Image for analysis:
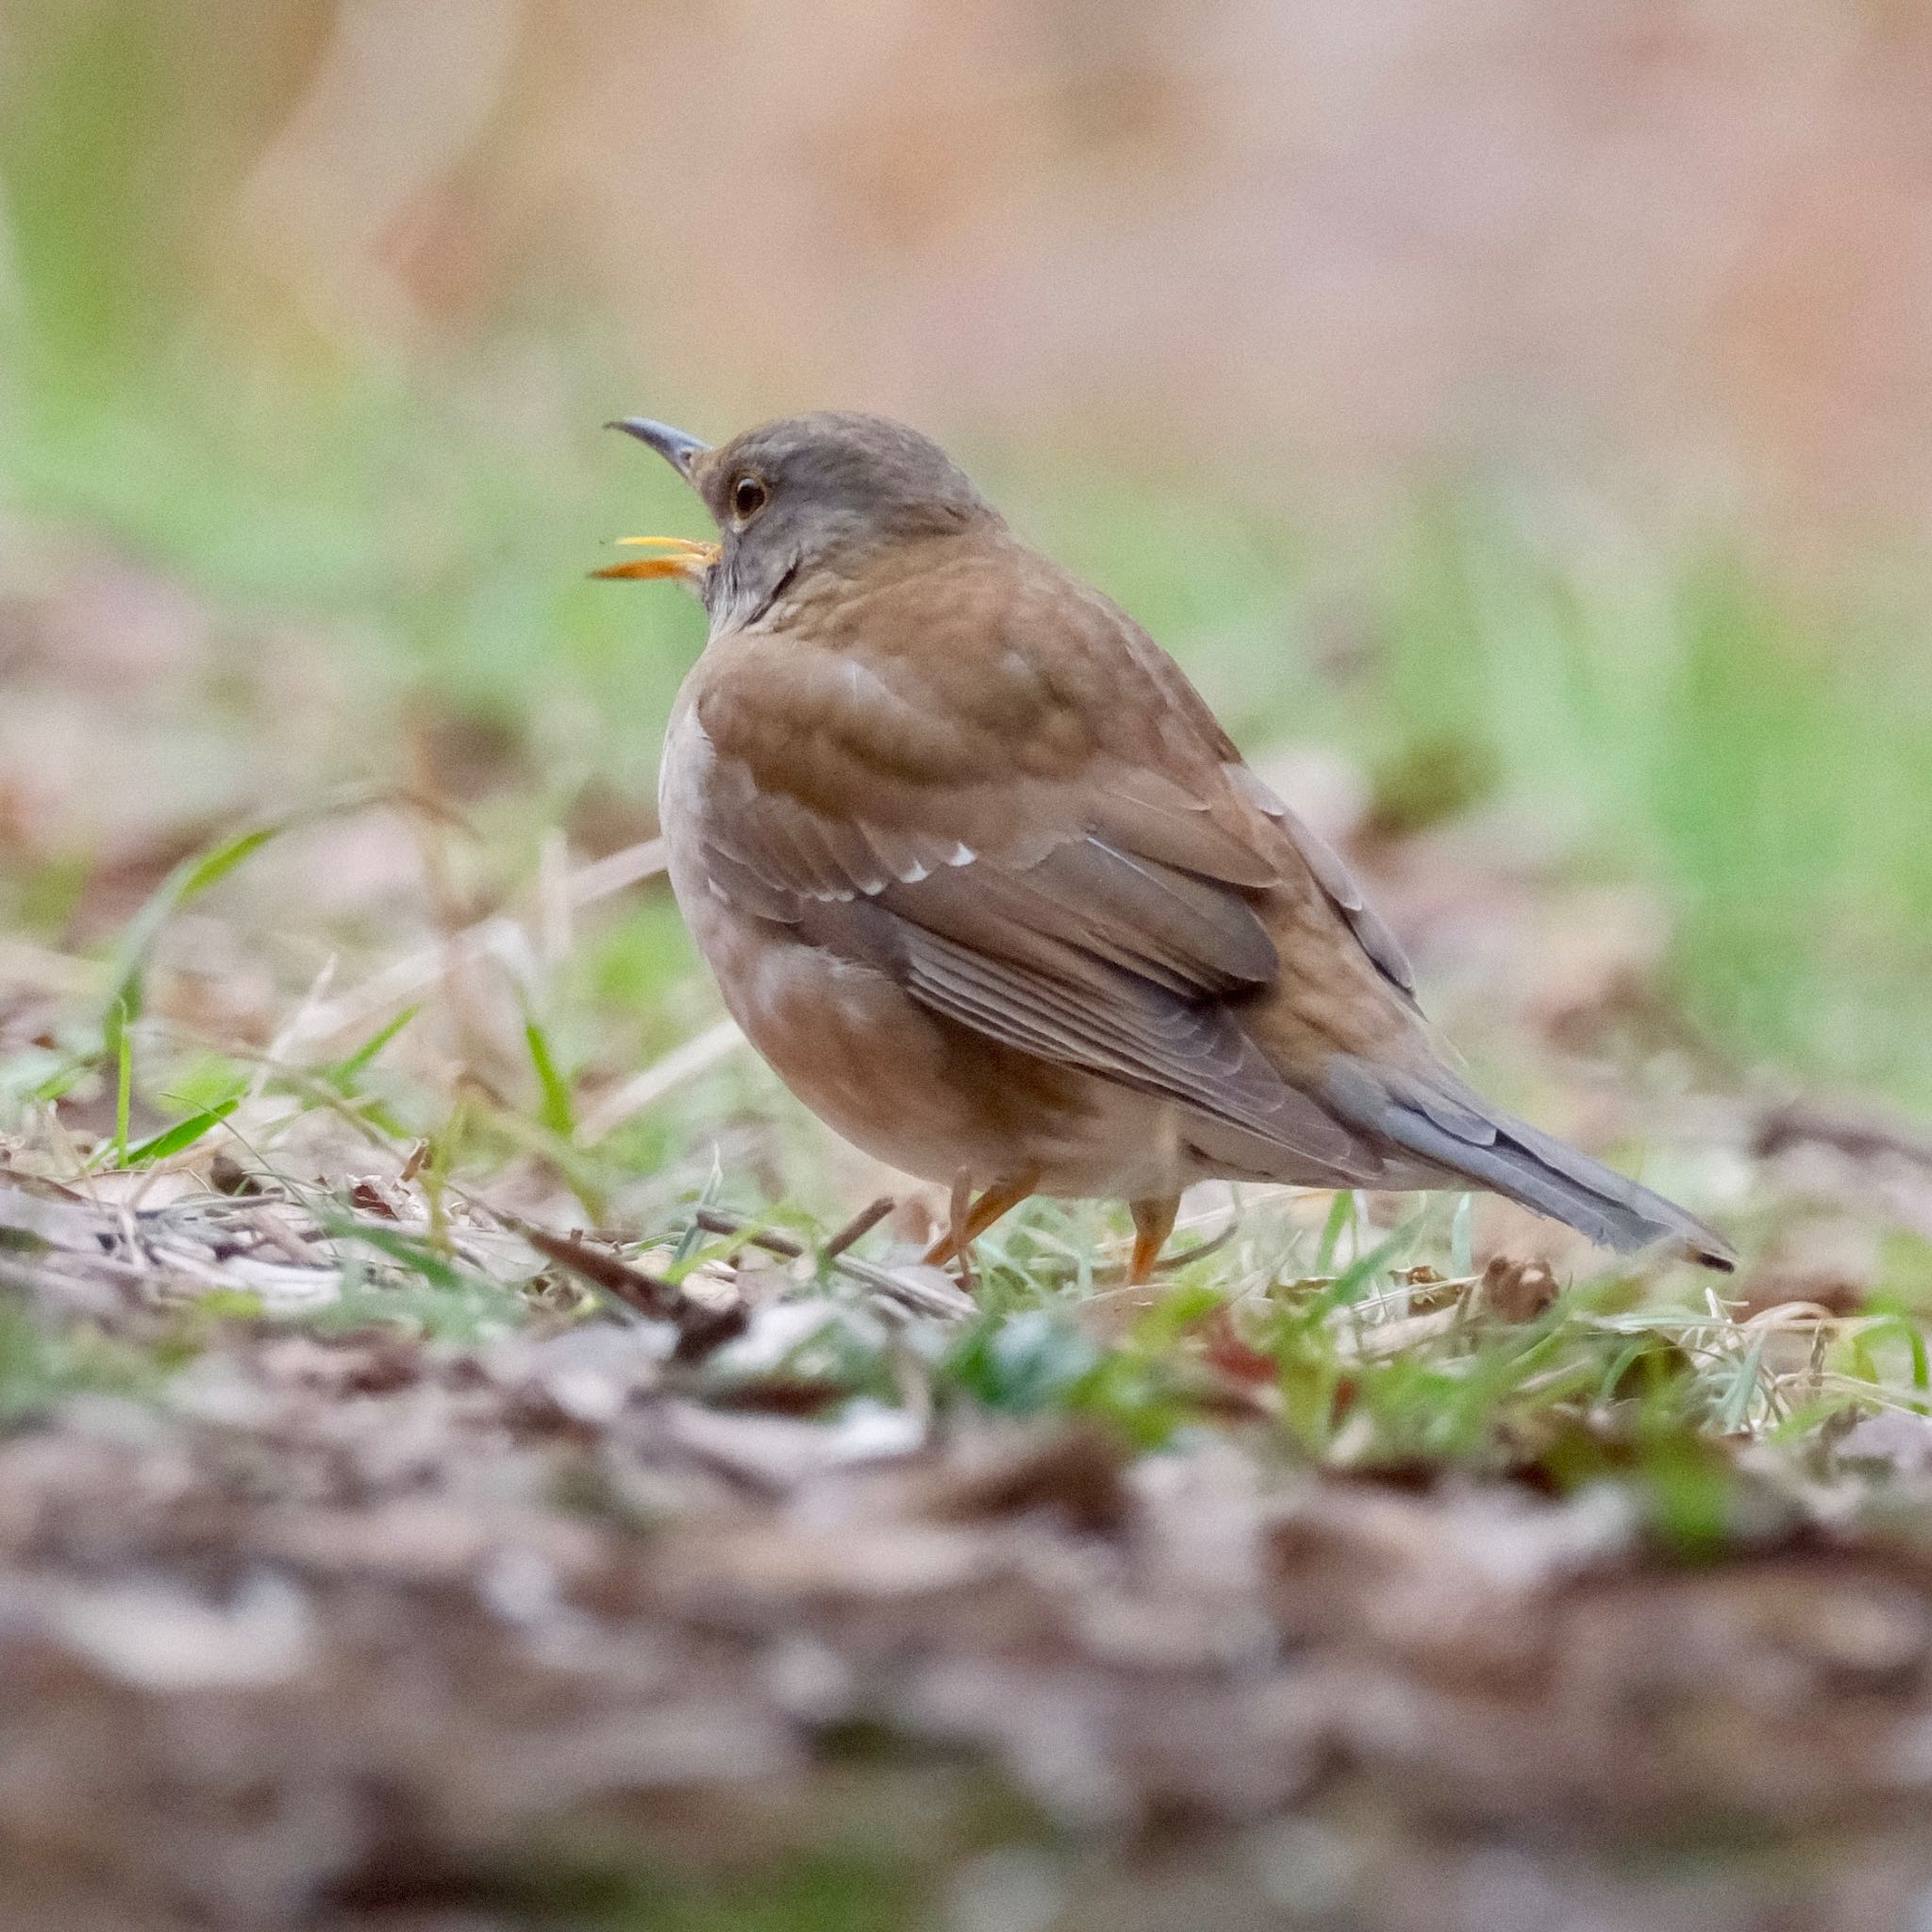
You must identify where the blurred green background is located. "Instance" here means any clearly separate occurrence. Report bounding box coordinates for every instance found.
[4,0,1932,1117]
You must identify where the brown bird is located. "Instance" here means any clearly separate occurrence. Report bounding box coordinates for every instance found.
[599,411,1734,1282]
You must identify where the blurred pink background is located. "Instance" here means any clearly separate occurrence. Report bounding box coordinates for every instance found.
[59,0,1928,544]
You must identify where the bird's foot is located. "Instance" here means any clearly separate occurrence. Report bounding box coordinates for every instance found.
[924,1171,1039,1288]
[1127,1194,1181,1287]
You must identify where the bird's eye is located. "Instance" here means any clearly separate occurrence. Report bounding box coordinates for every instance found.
[729,475,769,523]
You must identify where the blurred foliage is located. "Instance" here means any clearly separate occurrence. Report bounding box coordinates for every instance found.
[4,0,1932,1113]
[7,19,1932,1924]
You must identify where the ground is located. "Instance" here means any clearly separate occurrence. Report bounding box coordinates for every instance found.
[7,517,1932,1931]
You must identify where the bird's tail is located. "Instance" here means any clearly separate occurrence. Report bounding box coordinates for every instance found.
[1323,1056,1736,1271]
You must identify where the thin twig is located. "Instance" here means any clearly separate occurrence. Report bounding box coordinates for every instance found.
[691,1206,803,1258]
[689,1202,974,1321]
[520,1223,746,1359]
[823,1195,895,1260]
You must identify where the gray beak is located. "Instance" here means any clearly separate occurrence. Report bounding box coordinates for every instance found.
[607,417,710,480]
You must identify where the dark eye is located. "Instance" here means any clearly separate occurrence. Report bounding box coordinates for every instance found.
[730,474,769,522]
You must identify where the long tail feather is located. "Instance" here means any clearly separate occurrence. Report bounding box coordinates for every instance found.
[1324,1058,1736,1271]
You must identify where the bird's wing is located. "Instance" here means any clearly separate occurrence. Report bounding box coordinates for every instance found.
[680,543,1409,1170]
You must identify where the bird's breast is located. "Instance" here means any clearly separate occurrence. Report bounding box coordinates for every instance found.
[657,692,728,902]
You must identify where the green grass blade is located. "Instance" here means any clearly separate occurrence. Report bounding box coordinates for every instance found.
[125,1099,240,1166]
[1314,1223,1416,1313]
[1314,1191,1355,1274]
[111,1003,132,1167]
[103,824,278,1031]
[523,1015,576,1141]
[325,1004,422,1088]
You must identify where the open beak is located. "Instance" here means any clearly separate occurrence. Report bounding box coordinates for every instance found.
[591,534,721,584]
[595,417,720,586]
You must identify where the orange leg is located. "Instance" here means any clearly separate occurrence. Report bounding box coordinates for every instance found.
[924,1171,1040,1282]
[1128,1194,1180,1286]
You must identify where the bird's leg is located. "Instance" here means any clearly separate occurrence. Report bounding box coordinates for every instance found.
[943,1170,976,1291]
[1127,1194,1180,1286]
[924,1170,1039,1282]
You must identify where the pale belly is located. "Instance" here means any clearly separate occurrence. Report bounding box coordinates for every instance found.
[677,864,1208,1196]
[658,700,1292,1201]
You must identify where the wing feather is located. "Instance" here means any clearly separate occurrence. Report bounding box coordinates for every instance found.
[675,537,1419,1169]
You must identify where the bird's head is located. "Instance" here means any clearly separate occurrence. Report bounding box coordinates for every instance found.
[596,410,997,626]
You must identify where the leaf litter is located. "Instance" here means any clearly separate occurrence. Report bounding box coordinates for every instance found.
[2,1142,1932,1929]
[8,547,1932,1927]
